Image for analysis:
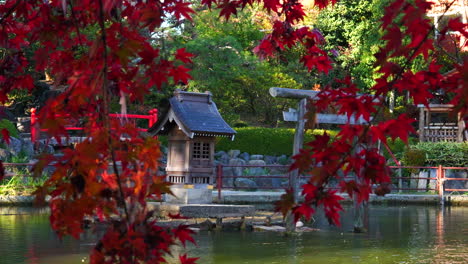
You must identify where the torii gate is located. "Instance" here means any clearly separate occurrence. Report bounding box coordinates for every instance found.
[270,87,371,232]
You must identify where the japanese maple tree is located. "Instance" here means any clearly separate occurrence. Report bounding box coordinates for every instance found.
[0,0,466,263]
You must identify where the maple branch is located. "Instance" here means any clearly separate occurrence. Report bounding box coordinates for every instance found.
[69,1,84,48]
[0,0,21,25]
[97,0,131,223]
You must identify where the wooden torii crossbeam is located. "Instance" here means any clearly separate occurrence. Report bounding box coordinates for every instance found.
[270,87,371,232]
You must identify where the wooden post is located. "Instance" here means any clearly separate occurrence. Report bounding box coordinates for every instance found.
[285,98,306,233]
[217,164,222,201]
[398,168,403,194]
[419,107,425,142]
[457,112,464,143]
[353,142,368,233]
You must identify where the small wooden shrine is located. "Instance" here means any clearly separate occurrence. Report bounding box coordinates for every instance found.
[149,90,236,186]
[418,104,466,142]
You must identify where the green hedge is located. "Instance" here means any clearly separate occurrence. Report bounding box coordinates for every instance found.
[216,127,337,156]
[405,142,468,167]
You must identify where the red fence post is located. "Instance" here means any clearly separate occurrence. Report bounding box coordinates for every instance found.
[148,108,158,128]
[217,164,222,201]
[437,165,445,204]
[30,108,37,144]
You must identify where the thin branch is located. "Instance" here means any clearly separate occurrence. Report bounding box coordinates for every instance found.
[97,0,131,223]
[0,0,21,25]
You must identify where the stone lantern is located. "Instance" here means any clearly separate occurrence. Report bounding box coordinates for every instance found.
[149,90,236,203]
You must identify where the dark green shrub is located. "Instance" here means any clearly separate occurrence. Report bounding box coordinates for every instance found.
[409,142,468,167]
[233,121,249,128]
[216,127,337,155]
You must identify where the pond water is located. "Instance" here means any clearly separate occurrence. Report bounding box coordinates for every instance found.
[0,205,467,264]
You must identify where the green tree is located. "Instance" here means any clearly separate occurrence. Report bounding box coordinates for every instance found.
[175,8,301,125]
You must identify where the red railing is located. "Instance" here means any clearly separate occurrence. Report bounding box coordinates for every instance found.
[215,164,468,200]
[30,108,158,143]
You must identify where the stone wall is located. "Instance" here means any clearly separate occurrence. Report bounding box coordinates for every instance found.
[213,150,292,190]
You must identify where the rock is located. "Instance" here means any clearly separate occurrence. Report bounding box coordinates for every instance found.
[248,160,266,175]
[250,154,264,160]
[221,164,234,187]
[228,150,240,159]
[16,117,31,133]
[234,178,258,190]
[198,219,215,231]
[445,170,468,191]
[8,137,23,156]
[221,158,246,187]
[277,155,289,165]
[21,141,34,158]
[409,173,418,190]
[229,158,247,177]
[215,150,226,158]
[239,152,250,161]
[417,171,428,192]
[264,155,277,164]
[269,166,288,176]
[0,148,10,160]
[217,151,230,165]
[255,177,282,189]
[428,169,437,191]
[253,225,286,232]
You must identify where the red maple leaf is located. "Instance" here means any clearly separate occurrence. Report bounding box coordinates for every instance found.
[169,65,192,84]
[170,1,195,21]
[274,188,295,218]
[313,0,337,9]
[293,203,315,222]
[218,1,238,20]
[1,129,10,145]
[173,225,196,246]
[175,48,194,64]
[179,254,199,264]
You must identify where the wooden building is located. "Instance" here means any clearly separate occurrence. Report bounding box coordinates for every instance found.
[149,90,236,185]
[418,104,466,142]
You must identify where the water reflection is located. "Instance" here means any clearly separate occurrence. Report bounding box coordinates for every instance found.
[0,205,467,264]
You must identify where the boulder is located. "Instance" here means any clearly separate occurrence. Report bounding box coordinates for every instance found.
[256,178,282,189]
[409,173,418,190]
[248,159,266,175]
[228,150,240,159]
[229,158,246,177]
[417,171,428,192]
[445,170,468,191]
[221,166,234,187]
[221,158,246,187]
[234,178,258,190]
[264,155,277,164]
[21,140,34,158]
[216,151,230,165]
[0,148,10,160]
[239,152,250,161]
[427,169,437,191]
[8,137,23,156]
[250,154,264,160]
[16,117,31,133]
[277,155,289,165]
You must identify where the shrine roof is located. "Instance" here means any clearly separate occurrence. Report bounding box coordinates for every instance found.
[148,90,236,139]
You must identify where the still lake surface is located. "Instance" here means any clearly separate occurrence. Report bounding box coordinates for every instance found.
[0,205,467,264]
